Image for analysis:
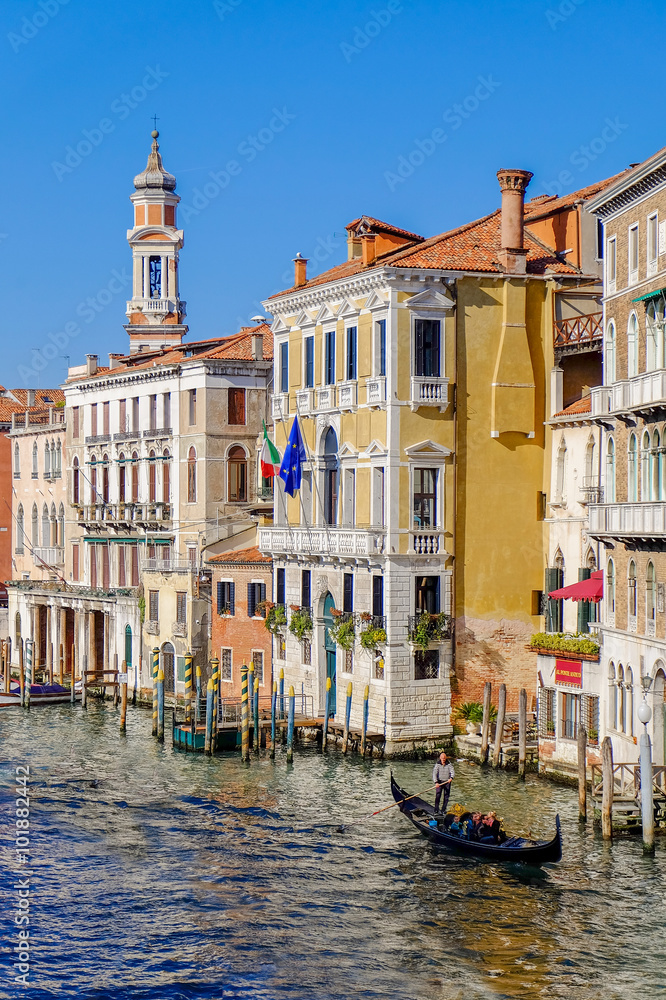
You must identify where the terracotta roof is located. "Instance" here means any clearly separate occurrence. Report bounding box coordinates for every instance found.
[524,170,634,221]
[207,546,272,565]
[9,388,65,405]
[553,395,592,418]
[345,215,424,241]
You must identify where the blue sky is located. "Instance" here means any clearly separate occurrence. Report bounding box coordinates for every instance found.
[0,0,661,386]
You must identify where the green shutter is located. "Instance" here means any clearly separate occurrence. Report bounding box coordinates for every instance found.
[577,567,592,633]
[545,568,562,632]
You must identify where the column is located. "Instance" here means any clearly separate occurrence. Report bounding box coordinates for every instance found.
[103,612,110,675]
[46,606,53,682]
[142,256,150,299]
[160,256,167,300]
[34,605,41,670]
[89,610,96,677]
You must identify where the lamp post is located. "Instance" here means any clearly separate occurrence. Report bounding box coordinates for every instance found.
[638,673,655,854]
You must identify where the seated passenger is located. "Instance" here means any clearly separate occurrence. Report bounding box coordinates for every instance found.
[441,813,454,830]
[478,811,503,844]
[467,811,483,840]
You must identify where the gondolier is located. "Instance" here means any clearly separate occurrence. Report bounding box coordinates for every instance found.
[432,751,454,814]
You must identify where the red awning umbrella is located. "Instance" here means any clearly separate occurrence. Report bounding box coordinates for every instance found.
[548,570,603,603]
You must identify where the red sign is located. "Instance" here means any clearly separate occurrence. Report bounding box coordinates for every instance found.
[555,659,582,688]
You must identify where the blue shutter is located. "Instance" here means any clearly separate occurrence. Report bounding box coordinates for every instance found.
[280,342,288,393]
[378,319,386,376]
[247,582,256,618]
[229,582,235,616]
[217,581,223,614]
[259,583,266,606]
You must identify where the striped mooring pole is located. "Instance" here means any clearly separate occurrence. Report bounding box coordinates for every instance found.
[19,640,25,708]
[151,647,159,737]
[184,651,193,724]
[253,678,260,752]
[343,682,353,754]
[270,680,277,760]
[195,664,202,725]
[211,657,220,738]
[361,684,369,756]
[279,667,285,719]
[120,670,128,732]
[240,663,249,762]
[286,685,295,764]
[24,640,33,711]
[157,668,165,742]
[322,677,332,748]
[204,679,214,755]
[248,662,255,747]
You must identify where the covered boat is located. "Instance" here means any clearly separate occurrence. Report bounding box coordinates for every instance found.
[391,773,562,865]
[0,681,81,708]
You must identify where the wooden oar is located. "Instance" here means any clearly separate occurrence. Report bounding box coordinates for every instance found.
[336,782,440,832]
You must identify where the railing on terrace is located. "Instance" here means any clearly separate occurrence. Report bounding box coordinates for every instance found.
[589,502,666,538]
[141,558,194,574]
[76,501,172,524]
[553,312,603,348]
[33,546,65,566]
[407,612,452,643]
[11,407,65,430]
[260,526,385,557]
[590,762,666,803]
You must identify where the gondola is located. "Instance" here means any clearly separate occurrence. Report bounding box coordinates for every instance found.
[391,773,562,865]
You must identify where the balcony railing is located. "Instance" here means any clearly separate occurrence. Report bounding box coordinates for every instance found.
[410,530,446,554]
[77,502,172,525]
[410,376,449,412]
[141,558,194,574]
[366,376,386,406]
[337,381,358,411]
[271,393,289,420]
[295,388,314,416]
[144,620,159,634]
[143,427,173,439]
[33,546,65,566]
[580,477,604,504]
[172,621,188,637]
[591,370,666,417]
[553,312,603,349]
[315,386,336,411]
[589,502,666,539]
[260,526,385,558]
[407,612,452,644]
[127,297,177,314]
[85,434,111,445]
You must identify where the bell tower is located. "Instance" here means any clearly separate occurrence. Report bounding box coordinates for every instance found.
[125,130,188,353]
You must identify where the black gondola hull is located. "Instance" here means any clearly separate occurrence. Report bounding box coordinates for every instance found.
[391,774,562,865]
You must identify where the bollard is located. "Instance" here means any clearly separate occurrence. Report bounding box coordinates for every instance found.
[361,684,369,756]
[241,663,249,762]
[254,678,260,752]
[59,642,64,686]
[601,736,613,841]
[342,682,352,754]
[152,647,159,737]
[279,667,285,719]
[480,680,492,765]
[492,683,507,769]
[287,685,295,764]
[195,664,202,725]
[577,725,588,823]
[322,677,332,748]
[70,672,75,704]
[639,719,655,853]
[25,640,33,710]
[518,688,527,779]
[204,679,214,755]
[270,681,277,760]
[157,668,165,742]
[184,651,193,724]
[120,680,128,732]
[19,647,25,707]
[211,657,220,739]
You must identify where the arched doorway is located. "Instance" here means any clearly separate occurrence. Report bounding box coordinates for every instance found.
[161,642,175,694]
[322,592,336,717]
[653,664,666,765]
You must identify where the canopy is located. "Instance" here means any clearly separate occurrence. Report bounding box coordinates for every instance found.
[548,570,603,603]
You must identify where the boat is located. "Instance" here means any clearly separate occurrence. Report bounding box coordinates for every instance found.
[390,773,562,865]
[0,681,81,708]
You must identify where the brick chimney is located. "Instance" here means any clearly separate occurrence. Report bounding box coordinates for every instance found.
[293,253,308,288]
[86,354,98,375]
[252,332,264,360]
[496,168,533,274]
[361,233,377,265]
[26,389,36,407]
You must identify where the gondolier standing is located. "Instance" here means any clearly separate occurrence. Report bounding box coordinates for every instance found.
[433,751,455,814]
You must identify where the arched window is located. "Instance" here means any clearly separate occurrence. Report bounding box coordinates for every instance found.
[15,611,21,647]
[41,503,49,547]
[31,504,38,546]
[148,450,157,502]
[628,313,639,376]
[162,449,171,503]
[90,455,97,503]
[44,441,51,478]
[188,446,197,503]
[50,503,57,546]
[608,662,617,730]
[584,435,596,484]
[647,560,657,629]
[32,442,38,478]
[618,664,626,733]
[605,320,616,384]
[628,433,638,501]
[628,560,637,619]
[641,431,651,501]
[323,426,339,525]
[102,454,109,504]
[14,442,20,479]
[647,302,659,371]
[606,558,615,621]
[55,439,62,477]
[653,429,662,501]
[131,452,139,502]
[16,504,24,554]
[228,446,247,502]
[72,457,80,504]
[118,453,126,503]
[58,503,64,547]
[626,666,635,738]
[555,438,567,500]
[606,438,615,503]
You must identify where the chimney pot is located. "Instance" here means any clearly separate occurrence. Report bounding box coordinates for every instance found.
[86,354,98,376]
[252,333,264,361]
[496,168,533,274]
[293,253,308,288]
[26,389,36,407]
[108,353,123,370]
[361,233,377,266]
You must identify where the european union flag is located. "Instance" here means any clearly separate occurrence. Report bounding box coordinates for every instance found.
[279,416,307,497]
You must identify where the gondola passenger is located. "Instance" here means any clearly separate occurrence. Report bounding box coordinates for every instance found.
[478,811,505,844]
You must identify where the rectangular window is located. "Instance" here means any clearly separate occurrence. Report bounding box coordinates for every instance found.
[304,336,314,388]
[343,468,355,525]
[188,546,197,568]
[413,468,437,528]
[561,691,581,740]
[176,592,187,624]
[414,319,440,377]
[228,388,246,425]
[132,397,140,433]
[324,329,336,385]
[628,224,639,283]
[346,326,357,380]
[415,649,439,680]
[648,213,658,273]
[596,218,604,261]
[72,543,79,581]
[149,590,159,622]
[216,581,235,615]
[149,395,157,430]
[118,546,126,587]
[545,568,564,632]
[276,567,285,606]
[373,467,385,526]
[372,576,384,618]
[119,399,126,433]
[130,544,139,586]
[221,648,232,681]
[377,319,386,376]
[538,687,557,737]
[344,649,353,674]
[280,341,289,393]
[72,406,80,439]
[89,546,97,588]
[343,573,353,613]
[103,401,110,436]
[102,543,110,590]
[301,570,311,610]
[163,392,171,429]
[90,403,98,437]
[582,693,600,745]
[252,650,264,684]
[302,637,311,664]
[606,237,616,287]
[301,470,313,526]
[189,389,197,426]
[374,652,385,681]
[247,581,266,618]
[415,575,440,614]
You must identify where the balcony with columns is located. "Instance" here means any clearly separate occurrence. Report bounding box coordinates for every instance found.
[589,502,666,540]
[591,370,666,419]
[259,525,386,559]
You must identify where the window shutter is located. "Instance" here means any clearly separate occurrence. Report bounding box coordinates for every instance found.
[577,567,592,633]
[372,576,384,618]
[217,581,223,614]
[259,583,266,605]
[247,582,256,618]
[229,582,235,616]
[545,568,562,632]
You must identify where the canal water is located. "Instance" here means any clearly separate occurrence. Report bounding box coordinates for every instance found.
[1,704,664,1000]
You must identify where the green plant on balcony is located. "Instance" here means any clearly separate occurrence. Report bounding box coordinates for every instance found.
[359,624,387,650]
[264,603,287,635]
[530,632,600,657]
[138,594,145,625]
[409,612,451,651]
[328,616,356,651]
[289,606,313,641]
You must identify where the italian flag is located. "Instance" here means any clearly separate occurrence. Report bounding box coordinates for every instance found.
[260,420,281,478]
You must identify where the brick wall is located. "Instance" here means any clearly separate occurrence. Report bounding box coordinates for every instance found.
[210,559,273,700]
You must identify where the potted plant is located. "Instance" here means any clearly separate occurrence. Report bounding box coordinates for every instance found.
[409,612,451,651]
[452,701,497,734]
[264,603,287,635]
[289,606,313,641]
[328,616,356,650]
[359,624,387,650]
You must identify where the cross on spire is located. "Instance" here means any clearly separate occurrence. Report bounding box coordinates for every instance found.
[151,114,160,130]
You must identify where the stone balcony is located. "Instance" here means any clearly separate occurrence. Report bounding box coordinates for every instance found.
[589,502,666,540]
[271,393,289,421]
[366,376,386,407]
[76,501,172,528]
[410,375,449,412]
[33,546,65,566]
[259,525,386,559]
[591,370,666,418]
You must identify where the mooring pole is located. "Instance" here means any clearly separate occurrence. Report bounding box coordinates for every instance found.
[248,661,255,747]
[492,683,507,769]
[518,687,527,779]
[343,682,352,754]
[24,640,33,710]
[361,684,369,756]
[81,654,88,709]
[156,668,165,742]
[211,656,220,740]
[322,677,331,748]
[151,647,159,737]
[253,677,260,752]
[577,725,588,823]
[270,680,277,760]
[279,667,285,719]
[113,652,119,708]
[2,640,8,694]
[195,664,202,725]
[601,735,613,841]
[59,642,64,686]
[205,679,214,755]
[120,677,128,733]
[480,680,491,764]
[638,697,655,853]
[241,663,249,762]
[184,650,193,725]
[287,685,295,764]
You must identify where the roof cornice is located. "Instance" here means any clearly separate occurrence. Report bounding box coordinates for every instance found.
[587,153,666,218]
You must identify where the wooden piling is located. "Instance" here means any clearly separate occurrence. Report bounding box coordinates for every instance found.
[577,725,587,823]
[254,677,260,753]
[240,663,249,762]
[70,642,75,683]
[204,679,214,755]
[279,667,284,719]
[322,677,332,748]
[113,653,119,708]
[184,651,193,724]
[157,668,165,742]
[601,735,613,840]
[195,664,202,724]
[518,687,527,779]
[492,683,507,769]
[480,681,491,764]
[361,684,369,756]
[81,654,88,708]
[286,685,295,764]
[270,680,277,759]
[151,647,159,737]
[2,640,8,694]
[343,682,352,754]
[211,657,220,739]
[120,680,128,732]
[59,643,64,686]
